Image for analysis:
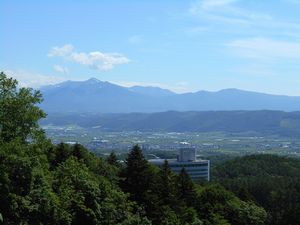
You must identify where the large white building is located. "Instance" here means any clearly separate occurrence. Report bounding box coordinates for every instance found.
[149,148,210,181]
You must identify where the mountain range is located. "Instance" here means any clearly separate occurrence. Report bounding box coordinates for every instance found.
[40,78,300,113]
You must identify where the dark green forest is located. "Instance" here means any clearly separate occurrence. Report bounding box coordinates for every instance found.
[213,154,300,225]
[0,72,299,224]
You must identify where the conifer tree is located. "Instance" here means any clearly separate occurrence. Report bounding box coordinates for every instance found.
[106,151,120,167]
[72,143,86,160]
[176,167,197,207]
[122,145,151,203]
[158,160,177,206]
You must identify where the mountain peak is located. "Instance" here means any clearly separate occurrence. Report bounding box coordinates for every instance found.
[40,78,300,113]
[86,77,102,83]
[218,88,242,93]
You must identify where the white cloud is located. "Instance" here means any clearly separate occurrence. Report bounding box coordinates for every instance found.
[189,0,272,25]
[4,69,68,88]
[227,37,300,60]
[48,44,74,57]
[48,44,130,71]
[53,65,69,74]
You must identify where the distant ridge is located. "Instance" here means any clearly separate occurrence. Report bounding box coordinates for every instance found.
[40,110,300,136]
[40,78,300,113]
[128,85,176,97]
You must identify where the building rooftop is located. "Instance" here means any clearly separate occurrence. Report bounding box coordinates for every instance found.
[148,158,209,164]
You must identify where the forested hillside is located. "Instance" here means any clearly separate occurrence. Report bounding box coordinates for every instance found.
[1,73,299,224]
[213,155,300,225]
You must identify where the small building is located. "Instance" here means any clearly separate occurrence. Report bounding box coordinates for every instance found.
[149,148,210,181]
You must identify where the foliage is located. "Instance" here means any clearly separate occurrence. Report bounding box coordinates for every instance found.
[176,167,197,207]
[0,73,144,224]
[213,154,300,225]
[195,184,267,225]
[0,72,46,143]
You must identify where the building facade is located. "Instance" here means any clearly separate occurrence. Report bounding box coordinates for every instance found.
[149,148,210,181]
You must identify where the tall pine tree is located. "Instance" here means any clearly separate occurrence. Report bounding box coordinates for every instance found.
[158,160,177,206]
[121,145,151,203]
[106,151,120,167]
[176,167,197,207]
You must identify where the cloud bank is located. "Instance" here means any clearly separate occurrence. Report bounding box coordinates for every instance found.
[4,70,68,88]
[48,44,130,71]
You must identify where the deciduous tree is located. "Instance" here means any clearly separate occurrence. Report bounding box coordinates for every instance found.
[0,72,46,143]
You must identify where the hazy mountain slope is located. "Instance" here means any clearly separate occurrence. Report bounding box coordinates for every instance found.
[40,78,300,113]
[164,89,300,111]
[40,110,300,136]
[40,78,166,113]
[128,86,176,97]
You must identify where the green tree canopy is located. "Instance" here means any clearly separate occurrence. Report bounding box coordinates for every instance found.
[0,72,46,143]
[157,160,177,206]
[176,167,197,207]
[121,145,151,203]
[106,151,120,167]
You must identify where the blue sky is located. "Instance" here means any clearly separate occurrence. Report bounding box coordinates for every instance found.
[1,0,300,95]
